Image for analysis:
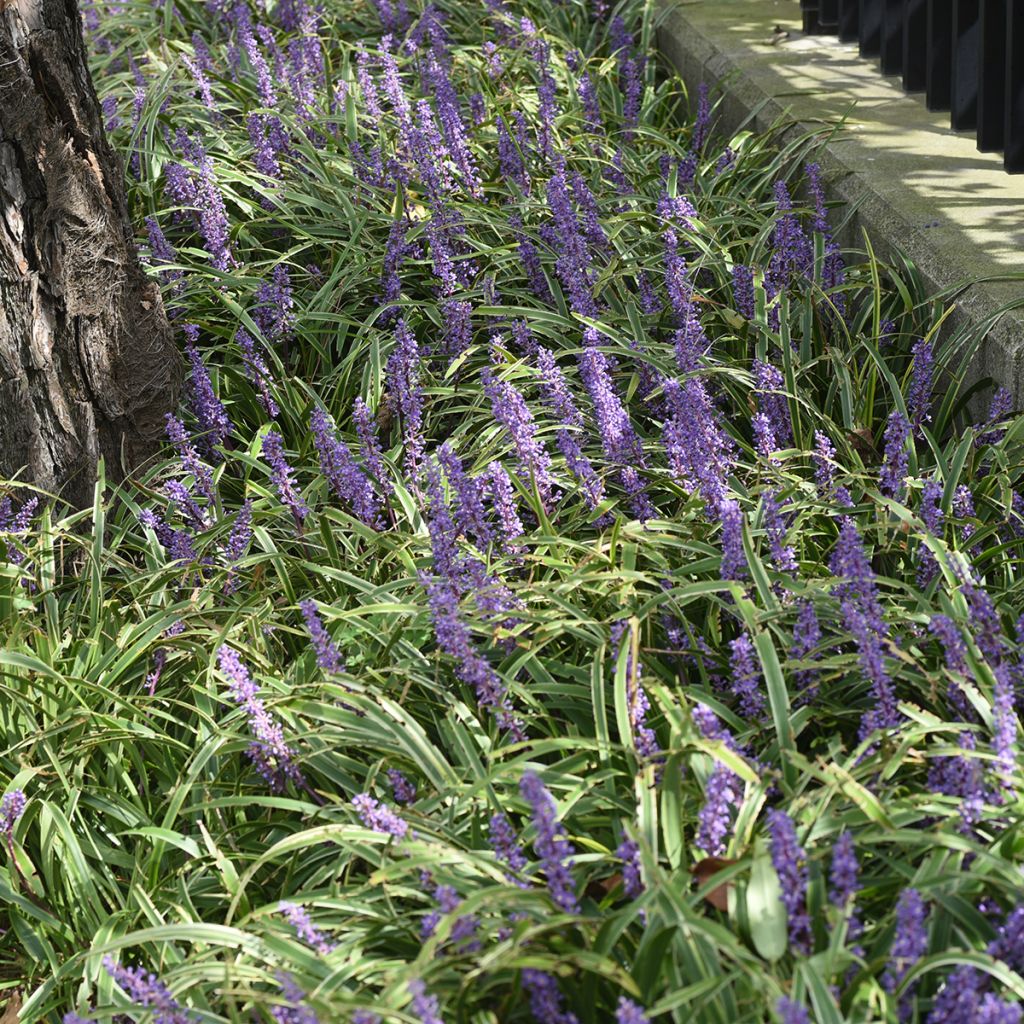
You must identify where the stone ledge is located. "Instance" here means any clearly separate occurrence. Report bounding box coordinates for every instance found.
[656,0,1024,404]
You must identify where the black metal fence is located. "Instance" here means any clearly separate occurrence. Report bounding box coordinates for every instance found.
[800,0,1024,172]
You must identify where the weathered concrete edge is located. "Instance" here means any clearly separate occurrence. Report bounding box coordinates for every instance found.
[655,2,1024,403]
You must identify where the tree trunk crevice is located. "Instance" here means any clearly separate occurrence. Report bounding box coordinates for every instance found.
[0,0,179,508]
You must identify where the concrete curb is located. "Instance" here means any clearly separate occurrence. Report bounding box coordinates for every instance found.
[656,0,1024,403]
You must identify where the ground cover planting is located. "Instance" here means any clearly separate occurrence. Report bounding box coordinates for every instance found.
[0,0,1022,1021]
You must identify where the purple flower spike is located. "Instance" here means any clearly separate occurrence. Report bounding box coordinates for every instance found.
[697,763,741,856]
[278,901,336,955]
[884,888,928,1020]
[991,662,1017,795]
[103,957,192,1024]
[927,965,1022,1024]
[536,346,605,510]
[352,398,393,499]
[223,501,253,593]
[489,811,529,878]
[253,266,296,346]
[183,333,231,458]
[352,793,409,841]
[408,980,445,1024]
[145,217,184,299]
[978,386,1014,447]
[421,575,523,738]
[989,906,1024,974]
[545,165,597,318]
[615,998,651,1024]
[718,499,747,581]
[662,378,732,512]
[729,633,764,719]
[521,969,578,1024]
[299,600,344,674]
[238,328,280,418]
[763,490,797,573]
[929,614,970,721]
[486,462,525,550]
[167,130,233,270]
[768,180,811,288]
[311,407,381,527]
[579,341,651,520]
[790,600,821,704]
[732,264,755,320]
[830,519,900,736]
[387,321,426,476]
[165,414,216,507]
[812,430,836,493]
[616,837,644,898]
[439,443,492,547]
[218,647,305,793]
[829,831,861,911]
[917,478,944,587]
[262,429,308,529]
[754,361,791,447]
[880,410,911,500]
[766,809,811,955]
[274,972,320,1024]
[483,365,555,507]
[519,772,579,914]
[907,339,933,433]
[0,790,26,849]
[776,997,810,1024]
[387,768,417,805]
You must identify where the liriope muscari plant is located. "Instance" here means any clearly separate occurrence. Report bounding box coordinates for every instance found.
[0,0,1021,1023]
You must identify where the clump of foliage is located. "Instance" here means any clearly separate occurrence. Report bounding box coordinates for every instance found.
[0,0,1022,1022]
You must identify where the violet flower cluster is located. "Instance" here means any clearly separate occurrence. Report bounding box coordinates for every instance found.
[217,646,305,792]
[278,901,336,955]
[883,888,929,1021]
[482,364,555,508]
[766,809,811,955]
[0,789,25,852]
[310,407,382,527]
[103,957,193,1024]
[522,969,579,1024]
[298,599,344,673]
[351,793,409,841]
[519,771,579,913]
[830,519,900,736]
[262,428,309,528]
[692,703,745,856]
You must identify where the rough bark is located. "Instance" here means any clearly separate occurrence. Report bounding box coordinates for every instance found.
[0,0,179,509]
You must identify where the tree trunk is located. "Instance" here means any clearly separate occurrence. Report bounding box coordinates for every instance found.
[0,0,179,509]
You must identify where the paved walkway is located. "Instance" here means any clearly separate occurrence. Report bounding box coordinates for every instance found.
[658,0,1024,401]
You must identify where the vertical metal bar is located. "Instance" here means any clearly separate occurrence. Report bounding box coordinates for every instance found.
[903,0,928,90]
[881,0,904,74]
[950,0,979,131]
[978,0,1007,151]
[839,0,860,41]
[926,0,953,110]
[820,0,840,29]
[1006,0,1024,171]
[802,0,821,34]
[860,0,883,56]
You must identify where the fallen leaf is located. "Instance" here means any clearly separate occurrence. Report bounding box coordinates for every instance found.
[847,426,875,457]
[690,856,738,912]
[586,872,622,901]
[1,990,22,1024]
